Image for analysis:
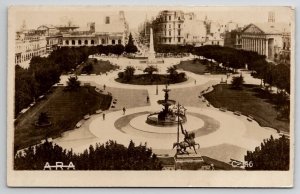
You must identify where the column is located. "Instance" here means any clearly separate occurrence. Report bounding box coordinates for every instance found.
[265,39,268,58]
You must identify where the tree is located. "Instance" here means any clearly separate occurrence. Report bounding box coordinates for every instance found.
[143,65,158,76]
[244,135,289,170]
[37,112,50,125]
[231,75,244,89]
[125,33,138,53]
[14,140,162,170]
[66,76,80,90]
[82,62,94,74]
[166,65,178,81]
[124,66,135,81]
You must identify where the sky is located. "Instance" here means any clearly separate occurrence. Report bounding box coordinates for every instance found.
[11,6,294,31]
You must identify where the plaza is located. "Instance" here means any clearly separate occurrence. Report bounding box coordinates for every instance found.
[53,54,280,163]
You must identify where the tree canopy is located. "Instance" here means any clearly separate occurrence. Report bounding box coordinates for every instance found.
[125,33,138,53]
[14,140,162,170]
[244,135,289,170]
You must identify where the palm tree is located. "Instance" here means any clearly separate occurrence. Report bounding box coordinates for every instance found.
[124,66,135,81]
[166,65,178,81]
[143,65,158,76]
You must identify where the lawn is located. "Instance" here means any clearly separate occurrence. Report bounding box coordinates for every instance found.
[176,60,208,74]
[115,74,187,85]
[77,58,118,75]
[203,84,289,132]
[14,86,112,150]
[176,59,235,75]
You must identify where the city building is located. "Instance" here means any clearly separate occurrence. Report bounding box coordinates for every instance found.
[15,11,129,66]
[240,12,291,60]
[224,28,243,49]
[151,11,226,46]
[59,11,129,47]
[15,28,47,66]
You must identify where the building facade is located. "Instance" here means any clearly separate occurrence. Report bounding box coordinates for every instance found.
[15,30,47,65]
[59,11,129,48]
[241,23,290,60]
[152,10,226,46]
[15,11,129,66]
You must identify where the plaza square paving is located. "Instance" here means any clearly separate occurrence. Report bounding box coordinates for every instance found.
[53,56,279,163]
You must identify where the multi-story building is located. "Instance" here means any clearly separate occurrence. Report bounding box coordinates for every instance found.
[152,10,226,46]
[241,22,290,60]
[152,10,186,45]
[15,11,129,66]
[59,11,129,48]
[224,28,243,49]
[240,11,291,60]
[15,29,47,66]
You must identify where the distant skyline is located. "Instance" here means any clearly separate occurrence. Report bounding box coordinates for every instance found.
[12,6,294,31]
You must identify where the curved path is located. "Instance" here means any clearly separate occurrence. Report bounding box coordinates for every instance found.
[54,56,279,161]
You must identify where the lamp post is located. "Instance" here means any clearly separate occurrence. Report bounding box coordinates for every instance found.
[176,103,180,154]
[156,64,158,95]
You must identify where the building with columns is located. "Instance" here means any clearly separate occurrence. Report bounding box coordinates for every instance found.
[59,11,129,47]
[15,29,47,66]
[241,22,290,60]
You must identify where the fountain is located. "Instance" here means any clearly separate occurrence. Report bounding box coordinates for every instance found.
[146,85,187,126]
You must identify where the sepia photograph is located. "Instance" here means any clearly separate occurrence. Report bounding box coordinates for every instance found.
[7,5,294,187]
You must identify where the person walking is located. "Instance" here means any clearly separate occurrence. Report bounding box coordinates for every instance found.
[146,95,149,103]
[123,107,126,115]
[103,84,106,90]
[102,112,105,120]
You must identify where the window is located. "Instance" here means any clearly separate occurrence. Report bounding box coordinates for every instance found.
[178,37,181,42]
[105,16,110,24]
[84,40,88,45]
[178,17,181,20]
[112,39,115,44]
[165,31,166,36]
[169,24,171,28]
[118,39,122,44]
[169,38,171,43]
[165,16,167,21]
[65,40,69,45]
[178,24,181,28]
[164,24,166,29]
[169,15,171,21]
[169,31,171,36]
[91,40,95,45]
[72,40,75,45]
[101,39,105,44]
[78,40,82,45]
[178,30,181,36]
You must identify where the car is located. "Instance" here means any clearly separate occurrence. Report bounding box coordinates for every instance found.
[96,109,103,114]
[219,107,227,112]
[76,121,83,128]
[247,115,254,121]
[233,111,242,116]
[83,114,90,120]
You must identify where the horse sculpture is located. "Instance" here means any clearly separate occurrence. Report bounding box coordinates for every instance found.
[173,121,200,154]
[173,139,200,154]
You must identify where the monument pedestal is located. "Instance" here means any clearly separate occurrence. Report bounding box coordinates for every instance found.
[174,153,204,170]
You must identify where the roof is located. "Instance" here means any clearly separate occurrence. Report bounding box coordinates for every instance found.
[244,22,290,34]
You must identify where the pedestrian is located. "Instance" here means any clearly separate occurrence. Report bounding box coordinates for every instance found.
[194,80,197,85]
[146,95,149,103]
[123,107,126,115]
[103,84,106,90]
[106,72,108,76]
[102,112,105,120]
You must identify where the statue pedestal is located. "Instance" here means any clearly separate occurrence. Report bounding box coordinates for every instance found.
[174,153,204,170]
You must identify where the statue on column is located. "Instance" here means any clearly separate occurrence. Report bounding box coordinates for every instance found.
[173,121,200,154]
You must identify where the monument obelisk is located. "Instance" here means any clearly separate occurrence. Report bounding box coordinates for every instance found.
[148,28,156,62]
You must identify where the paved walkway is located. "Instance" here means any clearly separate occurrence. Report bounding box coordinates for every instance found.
[53,56,280,163]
